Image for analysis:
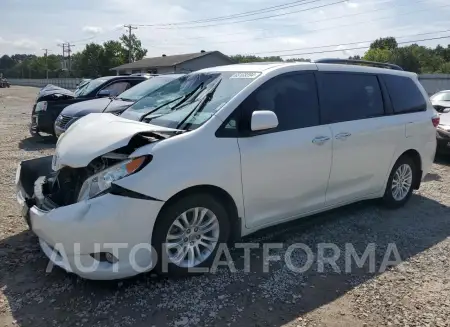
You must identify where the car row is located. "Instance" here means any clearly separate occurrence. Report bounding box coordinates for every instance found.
[17,60,437,280]
[30,75,149,137]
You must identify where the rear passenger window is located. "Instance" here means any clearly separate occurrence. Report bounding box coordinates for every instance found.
[242,73,320,132]
[319,73,384,124]
[382,75,426,113]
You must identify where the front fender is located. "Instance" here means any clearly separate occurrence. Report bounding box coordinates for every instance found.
[114,132,245,219]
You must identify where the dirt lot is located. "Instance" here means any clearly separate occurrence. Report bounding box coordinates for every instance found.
[0,86,449,327]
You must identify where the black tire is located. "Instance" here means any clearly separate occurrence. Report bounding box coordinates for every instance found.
[151,193,230,276]
[382,155,417,209]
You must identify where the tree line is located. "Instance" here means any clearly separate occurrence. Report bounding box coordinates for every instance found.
[0,33,147,79]
[2,36,450,79]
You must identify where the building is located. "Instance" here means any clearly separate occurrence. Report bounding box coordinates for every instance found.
[111,51,234,75]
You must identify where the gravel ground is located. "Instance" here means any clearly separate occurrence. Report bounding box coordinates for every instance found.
[0,86,449,327]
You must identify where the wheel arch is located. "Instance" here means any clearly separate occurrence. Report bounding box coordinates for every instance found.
[396,149,423,190]
[156,184,242,241]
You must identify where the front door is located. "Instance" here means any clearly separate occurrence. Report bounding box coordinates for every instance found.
[238,72,333,229]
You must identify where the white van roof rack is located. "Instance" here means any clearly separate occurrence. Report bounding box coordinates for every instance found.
[314,58,403,71]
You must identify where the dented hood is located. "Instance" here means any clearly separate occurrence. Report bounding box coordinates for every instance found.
[54,113,178,169]
[38,84,75,98]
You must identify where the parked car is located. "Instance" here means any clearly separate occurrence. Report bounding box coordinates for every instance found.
[0,77,10,88]
[435,110,450,153]
[16,60,437,280]
[30,75,148,137]
[430,90,450,113]
[54,74,184,137]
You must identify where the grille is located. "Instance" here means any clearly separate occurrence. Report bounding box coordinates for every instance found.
[55,115,73,128]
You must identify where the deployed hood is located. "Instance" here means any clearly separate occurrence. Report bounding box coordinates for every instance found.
[39,84,75,97]
[37,84,75,102]
[119,109,143,121]
[53,113,179,169]
[61,98,114,117]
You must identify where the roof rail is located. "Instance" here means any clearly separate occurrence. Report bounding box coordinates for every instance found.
[314,58,403,71]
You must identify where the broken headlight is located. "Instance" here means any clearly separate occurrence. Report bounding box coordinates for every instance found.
[35,101,48,112]
[77,156,149,202]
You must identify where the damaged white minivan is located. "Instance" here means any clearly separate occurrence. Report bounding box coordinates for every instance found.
[16,60,437,280]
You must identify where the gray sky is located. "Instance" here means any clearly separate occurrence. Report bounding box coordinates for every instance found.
[1,0,450,59]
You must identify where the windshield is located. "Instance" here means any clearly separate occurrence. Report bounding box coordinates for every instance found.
[74,77,113,97]
[432,91,450,101]
[122,71,261,129]
[117,76,176,102]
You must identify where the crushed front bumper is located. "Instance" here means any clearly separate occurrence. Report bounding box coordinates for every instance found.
[15,156,164,280]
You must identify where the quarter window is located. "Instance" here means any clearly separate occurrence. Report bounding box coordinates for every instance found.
[319,73,384,124]
[241,73,320,132]
[382,75,427,113]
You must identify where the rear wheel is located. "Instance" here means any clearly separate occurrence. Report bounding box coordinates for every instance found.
[382,156,416,208]
[152,193,230,276]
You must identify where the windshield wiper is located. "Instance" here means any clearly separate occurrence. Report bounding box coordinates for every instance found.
[176,77,222,130]
[139,82,206,122]
[117,97,134,102]
[139,95,184,122]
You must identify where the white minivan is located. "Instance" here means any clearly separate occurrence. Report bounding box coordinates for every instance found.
[16,60,438,279]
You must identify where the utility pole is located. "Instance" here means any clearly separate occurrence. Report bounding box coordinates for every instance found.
[42,48,49,80]
[66,43,74,74]
[124,24,137,63]
[57,42,74,74]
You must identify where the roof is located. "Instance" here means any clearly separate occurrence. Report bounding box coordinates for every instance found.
[111,51,232,71]
[198,62,311,73]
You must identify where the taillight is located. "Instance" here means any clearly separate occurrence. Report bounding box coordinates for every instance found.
[432,115,440,127]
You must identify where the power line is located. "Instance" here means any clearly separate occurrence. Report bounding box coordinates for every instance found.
[176,2,450,46]
[137,0,347,29]
[266,35,450,57]
[168,0,426,41]
[70,27,123,45]
[134,0,323,27]
[249,29,450,55]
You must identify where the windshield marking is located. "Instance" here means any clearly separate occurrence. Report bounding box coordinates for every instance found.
[230,72,260,79]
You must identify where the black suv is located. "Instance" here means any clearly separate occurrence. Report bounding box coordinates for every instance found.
[30,75,147,136]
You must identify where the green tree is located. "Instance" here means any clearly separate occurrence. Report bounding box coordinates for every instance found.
[229,55,283,63]
[78,43,105,77]
[370,37,398,51]
[119,33,147,62]
[0,55,15,70]
[437,62,450,74]
[363,48,393,63]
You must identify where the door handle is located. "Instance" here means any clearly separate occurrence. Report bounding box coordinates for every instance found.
[335,132,351,140]
[312,136,331,145]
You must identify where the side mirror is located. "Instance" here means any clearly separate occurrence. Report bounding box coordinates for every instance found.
[251,110,278,132]
[98,89,111,97]
[443,108,450,113]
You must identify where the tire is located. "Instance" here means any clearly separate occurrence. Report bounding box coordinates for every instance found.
[151,193,230,276]
[382,155,417,209]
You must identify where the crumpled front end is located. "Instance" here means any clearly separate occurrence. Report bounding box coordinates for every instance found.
[16,150,164,279]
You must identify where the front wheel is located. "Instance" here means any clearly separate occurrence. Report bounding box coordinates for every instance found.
[382,156,416,208]
[152,193,230,276]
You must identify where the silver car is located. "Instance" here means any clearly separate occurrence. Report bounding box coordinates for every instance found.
[431,90,450,113]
